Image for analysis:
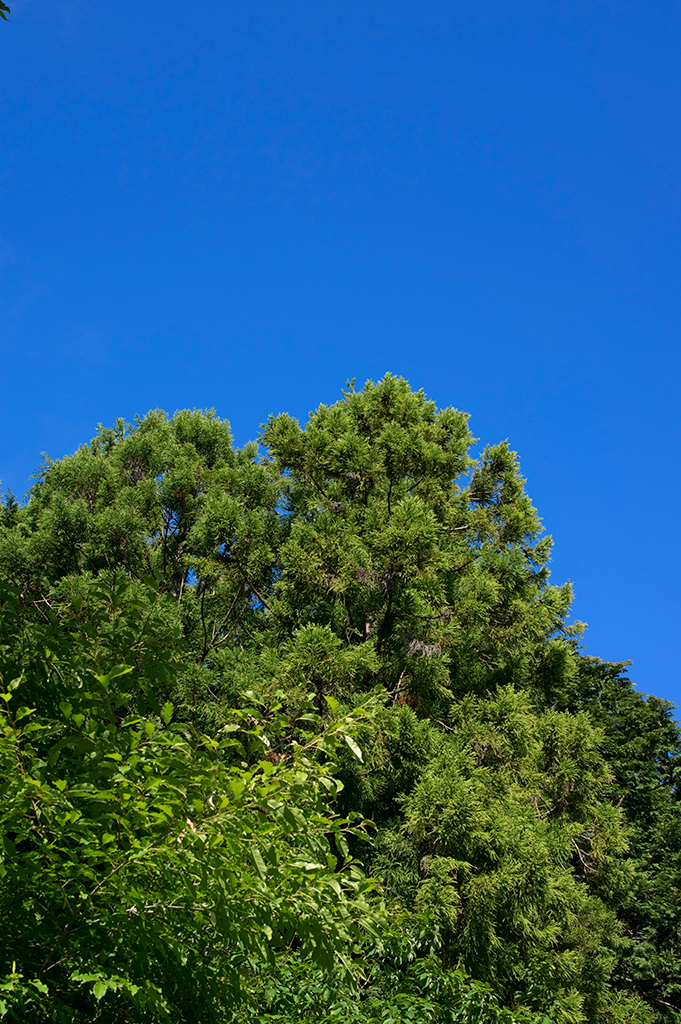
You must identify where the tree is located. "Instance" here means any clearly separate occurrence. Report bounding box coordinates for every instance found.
[1,376,679,1023]
[262,375,576,710]
[397,688,633,1021]
[258,377,675,1022]
[551,657,681,1022]
[0,583,382,1022]
[0,409,281,731]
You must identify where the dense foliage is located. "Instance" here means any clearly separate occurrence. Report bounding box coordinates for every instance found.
[0,376,679,1022]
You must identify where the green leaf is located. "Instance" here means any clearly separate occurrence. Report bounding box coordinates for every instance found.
[162,701,174,725]
[229,779,245,800]
[93,981,108,1001]
[283,806,307,828]
[343,734,363,762]
[101,665,133,682]
[252,847,267,880]
[324,695,340,716]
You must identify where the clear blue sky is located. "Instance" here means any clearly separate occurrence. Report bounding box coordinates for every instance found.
[1,0,679,707]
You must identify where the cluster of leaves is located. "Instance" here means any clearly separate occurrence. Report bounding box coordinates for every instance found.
[232,918,599,1024]
[0,586,382,1021]
[235,951,545,1023]
[1,376,679,1022]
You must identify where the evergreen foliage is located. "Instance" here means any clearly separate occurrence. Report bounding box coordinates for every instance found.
[0,375,678,1022]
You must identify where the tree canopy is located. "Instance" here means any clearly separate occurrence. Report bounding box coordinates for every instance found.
[1,375,679,1023]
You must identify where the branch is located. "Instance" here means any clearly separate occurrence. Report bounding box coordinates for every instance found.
[233,563,273,614]
[392,668,407,704]
[432,718,457,733]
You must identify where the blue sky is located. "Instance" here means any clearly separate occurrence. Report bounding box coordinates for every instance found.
[1,0,679,707]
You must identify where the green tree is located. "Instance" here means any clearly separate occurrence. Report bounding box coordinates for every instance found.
[0,584,382,1022]
[551,657,681,1022]
[1,376,678,1024]
[262,375,576,711]
[397,687,633,1021]
[257,377,672,1022]
[0,409,280,729]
